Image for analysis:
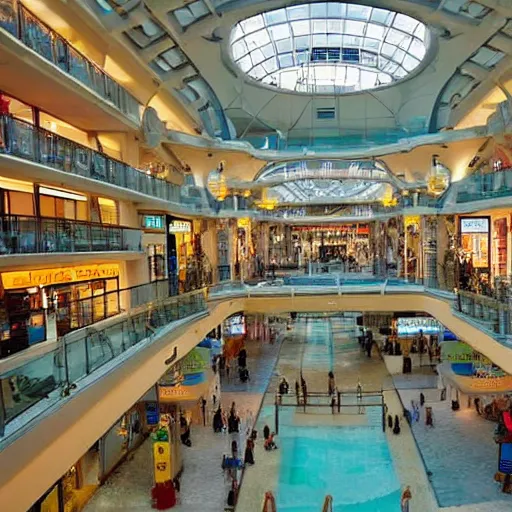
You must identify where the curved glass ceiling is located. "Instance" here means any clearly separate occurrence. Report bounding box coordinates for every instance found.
[256,159,389,183]
[270,179,387,203]
[230,3,429,94]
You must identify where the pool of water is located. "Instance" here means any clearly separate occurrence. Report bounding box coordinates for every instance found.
[276,424,400,512]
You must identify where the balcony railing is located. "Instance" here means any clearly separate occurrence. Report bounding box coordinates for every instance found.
[0,115,181,202]
[0,1,141,123]
[0,214,142,254]
[0,289,207,442]
[456,169,512,203]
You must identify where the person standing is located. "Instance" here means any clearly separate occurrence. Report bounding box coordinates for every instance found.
[400,486,412,512]
[244,438,255,465]
[328,371,336,396]
[301,376,308,405]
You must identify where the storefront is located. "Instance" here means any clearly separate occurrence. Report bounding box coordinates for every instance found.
[216,219,231,281]
[158,346,217,427]
[28,389,157,512]
[28,444,101,512]
[439,341,512,420]
[458,216,490,289]
[404,215,421,280]
[165,215,196,294]
[0,263,120,357]
[291,224,370,268]
[140,214,167,282]
[492,215,508,280]
[100,405,145,480]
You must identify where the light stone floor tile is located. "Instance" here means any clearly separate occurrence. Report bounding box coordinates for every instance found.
[398,387,512,509]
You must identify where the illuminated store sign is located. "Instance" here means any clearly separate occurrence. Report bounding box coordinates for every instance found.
[2,264,120,289]
[460,218,489,233]
[397,317,442,336]
[143,215,164,230]
[168,220,191,233]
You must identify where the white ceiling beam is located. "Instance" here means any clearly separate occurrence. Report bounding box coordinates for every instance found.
[141,38,177,62]
[160,66,198,87]
[474,0,512,17]
[448,56,512,127]
[489,33,512,54]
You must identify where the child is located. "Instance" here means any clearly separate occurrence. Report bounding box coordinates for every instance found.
[264,432,278,450]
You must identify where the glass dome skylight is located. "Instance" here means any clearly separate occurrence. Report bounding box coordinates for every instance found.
[230,3,429,94]
[270,179,388,203]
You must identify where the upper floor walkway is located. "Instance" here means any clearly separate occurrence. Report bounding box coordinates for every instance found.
[0,276,511,511]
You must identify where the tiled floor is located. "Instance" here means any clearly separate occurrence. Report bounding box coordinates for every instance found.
[237,315,438,512]
[398,384,512,509]
[84,339,281,512]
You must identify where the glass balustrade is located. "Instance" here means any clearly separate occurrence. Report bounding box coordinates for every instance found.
[0,1,141,123]
[0,214,142,254]
[456,169,512,203]
[0,289,207,440]
[0,115,181,202]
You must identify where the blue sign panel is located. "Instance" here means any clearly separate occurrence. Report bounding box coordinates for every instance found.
[145,402,159,426]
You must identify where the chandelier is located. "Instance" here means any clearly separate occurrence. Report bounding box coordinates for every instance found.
[207,161,228,201]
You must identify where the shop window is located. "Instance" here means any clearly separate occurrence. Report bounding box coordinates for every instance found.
[4,191,35,216]
[39,112,92,148]
[39,187,88,220]
[98,197,119,225]
[148,244,166,281]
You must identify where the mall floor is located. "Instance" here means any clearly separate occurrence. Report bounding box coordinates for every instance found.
[83,316,511,512]
[83,337,281,512]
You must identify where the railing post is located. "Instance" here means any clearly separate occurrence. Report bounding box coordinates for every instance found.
[337,390,341,413]
[274,395,279,435]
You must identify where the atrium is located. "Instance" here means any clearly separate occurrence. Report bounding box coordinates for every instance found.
[0,1,512,511]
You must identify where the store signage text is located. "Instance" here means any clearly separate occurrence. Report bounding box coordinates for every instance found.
[460,218,489,233]
[1,264,120,289]
[470,376,512,390]
[159,386,193,399]
[168,220,191,233]
[143,215,164,230]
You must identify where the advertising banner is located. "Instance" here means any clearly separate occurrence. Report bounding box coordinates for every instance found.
[441,342,475,363]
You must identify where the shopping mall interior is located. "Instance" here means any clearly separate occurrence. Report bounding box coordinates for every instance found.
[2,0,512,511]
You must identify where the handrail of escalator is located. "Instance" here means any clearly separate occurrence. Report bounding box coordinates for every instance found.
[262,491,277,512]
[322,495,333,512]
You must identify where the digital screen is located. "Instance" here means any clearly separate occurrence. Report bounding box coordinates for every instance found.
[499,443,512,474]
[397,317,442,336]
[225,314,246,336]
[143,215,164,230]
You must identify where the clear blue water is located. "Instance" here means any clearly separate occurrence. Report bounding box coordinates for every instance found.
[276,425,401,512]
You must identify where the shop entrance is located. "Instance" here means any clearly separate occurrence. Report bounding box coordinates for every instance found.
[0,264,120,357]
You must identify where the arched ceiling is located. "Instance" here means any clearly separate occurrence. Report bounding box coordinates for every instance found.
[85,0,512,148]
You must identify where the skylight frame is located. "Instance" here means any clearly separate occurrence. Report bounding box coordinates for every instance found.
[230,2,430,94]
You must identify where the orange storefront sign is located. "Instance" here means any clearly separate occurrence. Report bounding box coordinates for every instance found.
[1,263,120,289]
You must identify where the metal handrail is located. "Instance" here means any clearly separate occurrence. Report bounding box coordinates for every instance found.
[0,1,141,122]
[0,115,181,202]
[0,213,143,254]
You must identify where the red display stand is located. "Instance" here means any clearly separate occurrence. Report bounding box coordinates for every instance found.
[151,481,176,510]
